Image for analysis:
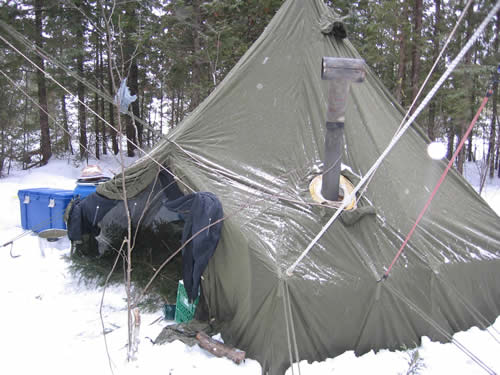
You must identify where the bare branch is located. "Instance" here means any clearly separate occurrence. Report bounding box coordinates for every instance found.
[99,239,127,375]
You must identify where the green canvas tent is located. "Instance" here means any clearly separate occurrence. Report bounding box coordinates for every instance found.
[93,0,500,373]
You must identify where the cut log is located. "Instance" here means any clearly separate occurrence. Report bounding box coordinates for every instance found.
[195,331,246,364]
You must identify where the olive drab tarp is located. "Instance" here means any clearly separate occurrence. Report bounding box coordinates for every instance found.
[96,0,500,374]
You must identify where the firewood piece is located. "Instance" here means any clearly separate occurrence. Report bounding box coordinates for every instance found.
[195,331,246,364]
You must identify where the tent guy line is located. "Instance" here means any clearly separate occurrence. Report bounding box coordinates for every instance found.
[285,0,500,277]
[169,140,350,211]
[3,1,500,373]
[0,19,165,150]
[62,0,107,37]
[392,0,473,137]
[283,281,302,375]
[0,32,196,195]
[0,0,476,216]
[374,89,500,372]
[0,68,103,166]
[352,0,473,205]
[282,2,500,366]
[365,200,500,346]
[382,82,497,280]
[1,17,265,201]
[1,11,361,215]
[385,282,497,375]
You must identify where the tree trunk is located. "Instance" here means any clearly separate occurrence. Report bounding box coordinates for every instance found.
[123,2,139,157]
[427,0,441,141]
[447,126,455,161]
[410,0,423,112]
[466,89,474,162]
[467,51,480,162]
[100,0,118,155]
[94,91,100,159]
[456,9,474,175]
[147,109,151,148]
[189,0,202,111]
[159,81,164,135]
[61,94,73,154]
[100,99,107,155]
[195,332,246,364]
[108,60,118,155]
[179,89,185,124]
[100,66,107,155]
[124,82,137,157]
[131,60,142,147]
[491,14,500,177]
[105,42,117,155]
[395,2,408,106]
[22,74,30,170]
[34,0,52,165]
[0,117,5,177]
[488,77,498,177]
[94,31,100,160]
[140,88,146,145]
[76,12,87,160]
[95,4,107,156]
[170,94,175,129]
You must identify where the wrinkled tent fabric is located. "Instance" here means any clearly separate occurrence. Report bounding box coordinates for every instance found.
[97,0,500,374]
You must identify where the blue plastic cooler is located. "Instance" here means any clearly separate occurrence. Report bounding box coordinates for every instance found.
[17,188,74,232]
[73,177,110,199]
[73,183,99,199]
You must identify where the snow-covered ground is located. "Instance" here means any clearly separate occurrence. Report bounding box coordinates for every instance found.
[0,156,499,375]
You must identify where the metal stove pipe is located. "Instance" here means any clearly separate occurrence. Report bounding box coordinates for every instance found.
[321,57,365,201]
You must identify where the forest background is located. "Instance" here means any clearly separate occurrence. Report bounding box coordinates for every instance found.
[0,0,499,180]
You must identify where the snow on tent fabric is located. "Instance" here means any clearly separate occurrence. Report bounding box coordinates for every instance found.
[63,0,500,374]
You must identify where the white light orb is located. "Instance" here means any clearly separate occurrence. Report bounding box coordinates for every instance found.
[427,142,446,160]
